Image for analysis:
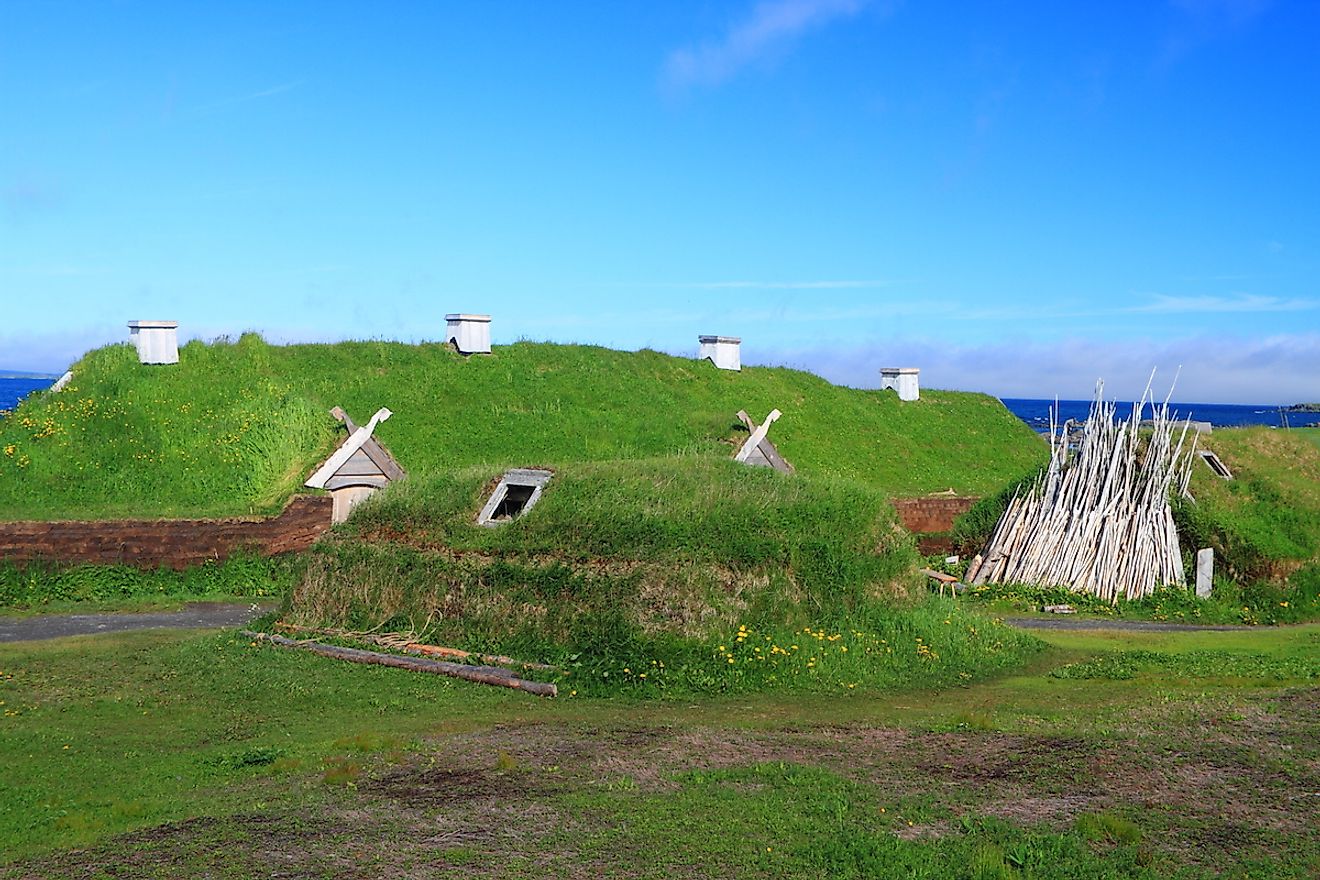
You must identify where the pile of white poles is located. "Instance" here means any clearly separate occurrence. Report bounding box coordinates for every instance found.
[968,375,1197,601]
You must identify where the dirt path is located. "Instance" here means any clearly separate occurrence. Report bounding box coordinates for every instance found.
[0,601,277,643]
[1006,616,1247,632]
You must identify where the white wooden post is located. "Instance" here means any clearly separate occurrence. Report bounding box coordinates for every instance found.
[1195,548,1214,598]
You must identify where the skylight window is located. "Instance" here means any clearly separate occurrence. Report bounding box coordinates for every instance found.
[1199,450,1233,480]
[477,469,553,526]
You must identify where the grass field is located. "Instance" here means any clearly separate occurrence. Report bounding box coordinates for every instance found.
[1,622,1315,877]
[0,335,1046,520]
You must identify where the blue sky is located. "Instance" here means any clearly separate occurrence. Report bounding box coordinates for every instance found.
[2,0,1317,402]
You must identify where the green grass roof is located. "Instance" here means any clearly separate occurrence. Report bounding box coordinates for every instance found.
[0,334,1046,520]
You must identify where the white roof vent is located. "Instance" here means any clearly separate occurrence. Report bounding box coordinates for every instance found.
[446,314,492,354]
[879,367,920,401]
[128,320,179,365]
[699,335,741,371]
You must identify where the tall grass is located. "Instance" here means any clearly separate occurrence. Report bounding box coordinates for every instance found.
[0,338,334,519]
[0,553,301,608]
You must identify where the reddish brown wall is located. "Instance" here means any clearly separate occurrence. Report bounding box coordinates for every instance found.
[893,496,978,534]
[0,495,334,569]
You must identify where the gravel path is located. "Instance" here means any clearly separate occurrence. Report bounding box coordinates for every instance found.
[0,601,278,643]
[0,606,1260,644]
[1005,616,1247,632]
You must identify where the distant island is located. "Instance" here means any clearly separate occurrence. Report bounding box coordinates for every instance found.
[1287,403,1320,412]
[0,370,60,380]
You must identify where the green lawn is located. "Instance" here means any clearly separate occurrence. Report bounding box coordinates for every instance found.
[2,622,1315,877]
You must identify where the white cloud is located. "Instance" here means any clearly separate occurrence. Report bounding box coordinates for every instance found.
[191,80,305,115]
[663,0,869,90]
[659,279,897,289]
[1126,294,1315,314]
[750,333,1320,404]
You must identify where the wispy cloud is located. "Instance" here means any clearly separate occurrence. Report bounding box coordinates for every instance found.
[1160,0,1272,67]
[1171,0,1272,25]
[663,0,871,90]
[1126,294,1315,314]
[191,80,305,115]
[652,279,899,290]
[758,332,1320,404]
[2,175,64,225]
[0,266,110,278]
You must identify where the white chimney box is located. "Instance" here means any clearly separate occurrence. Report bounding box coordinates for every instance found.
[445,314,492,354]
[699,335,741,372]
[128,320,179,365]
[879,367,920,401]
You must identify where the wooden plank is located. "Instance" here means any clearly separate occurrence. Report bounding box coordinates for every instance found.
[242,631,557,697]
[331,406,405,481]
[335,448,384,477]
[360,437,406,481]
[330,406,359,433]
[735,409,781,463]
[324,474,388,491]
[757,437,793,473]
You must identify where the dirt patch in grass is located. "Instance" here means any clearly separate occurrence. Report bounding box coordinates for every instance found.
[367,763,565,808]
[6,690,1315,878]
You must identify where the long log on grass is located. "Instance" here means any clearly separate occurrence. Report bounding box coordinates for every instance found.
[242,631,557,697]
[274,622,555,672]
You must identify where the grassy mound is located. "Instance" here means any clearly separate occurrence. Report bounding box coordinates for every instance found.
[0,334,1045,520]
[287,458,1038,695]
[1177,428,1320,580]
[0,335,1047,693]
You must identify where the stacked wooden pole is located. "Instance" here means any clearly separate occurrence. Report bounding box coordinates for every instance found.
[968,376,1197,602]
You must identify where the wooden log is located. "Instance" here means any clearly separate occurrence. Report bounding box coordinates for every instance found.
[971,377,1191,600]
[734,409,781,463]
[243,631,558,697]
[274,622,555,672]
[965,553,984,584]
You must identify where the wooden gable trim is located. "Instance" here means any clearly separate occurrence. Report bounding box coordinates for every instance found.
[327,406,406,482]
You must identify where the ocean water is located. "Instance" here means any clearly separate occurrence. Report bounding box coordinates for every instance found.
[1000,398,1308,432]
[0,377,55,413]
